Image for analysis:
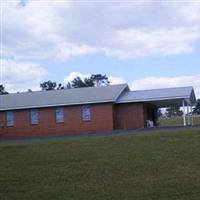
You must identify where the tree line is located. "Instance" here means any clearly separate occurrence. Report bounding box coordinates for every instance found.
[0,74,109,94]
[40,74,110,91]
[0,73,200,115]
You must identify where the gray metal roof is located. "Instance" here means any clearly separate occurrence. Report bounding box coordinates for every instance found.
[0,84,128,111]
[117,86,196,107]
[0,85,196,111]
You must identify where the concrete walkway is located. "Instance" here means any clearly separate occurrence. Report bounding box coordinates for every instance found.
[0,125,200,145]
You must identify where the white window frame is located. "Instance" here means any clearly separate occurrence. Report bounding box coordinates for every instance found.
[82,105,91,121]
[30,109,39,125]
[55,107,64,123]
[6,111,14,127]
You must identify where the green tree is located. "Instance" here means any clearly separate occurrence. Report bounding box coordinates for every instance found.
[69,74,110,88]
[0,85,9,95]
[40,81,64,91]
[66,82,72,89]
[83,77,95,87]
[90,74,110,86]
[56,83,65,90]
[71,77,88,88]
[71,77,95,88]
[193,99,200,115]
[166,105,183,117]
[40,81,57,90]
[158,109,163,118]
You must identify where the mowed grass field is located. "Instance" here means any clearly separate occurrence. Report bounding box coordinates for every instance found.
[159,115,200,126]
[1,128,200,200]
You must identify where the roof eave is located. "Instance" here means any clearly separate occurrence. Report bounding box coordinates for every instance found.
[0,99,115,111]
[116,95,191,104]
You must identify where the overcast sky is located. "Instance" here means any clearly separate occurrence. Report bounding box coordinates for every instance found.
[1,0,200,98]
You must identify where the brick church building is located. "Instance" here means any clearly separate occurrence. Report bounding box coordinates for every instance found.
[0,84,196,138]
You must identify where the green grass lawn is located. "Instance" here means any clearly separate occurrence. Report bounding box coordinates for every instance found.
[1,128,200,200]
[159,115,200,126]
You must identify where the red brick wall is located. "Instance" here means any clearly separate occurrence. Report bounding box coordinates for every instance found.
[0,103,114,138]
[114,103,145,129]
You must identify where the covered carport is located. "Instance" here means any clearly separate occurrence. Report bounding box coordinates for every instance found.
[116,86,196,127]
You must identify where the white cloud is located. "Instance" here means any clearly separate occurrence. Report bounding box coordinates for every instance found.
[3,1,200,60]
[1,59,47,92]
[179,2,200,24]
[130,75,200,98]
[64,72,126,85]
[64,72,91,84]
[55,43,98,61]
[3,0,97,61]
[109,76,126,85]
[104,27,200,59]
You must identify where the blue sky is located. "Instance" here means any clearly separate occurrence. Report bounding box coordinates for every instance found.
[45,48,200,83]
[2,0,200,97]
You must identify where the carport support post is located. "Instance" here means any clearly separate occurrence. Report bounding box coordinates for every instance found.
[187,103,190,125]
[191,105,194,126]
[182,100,186,126]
